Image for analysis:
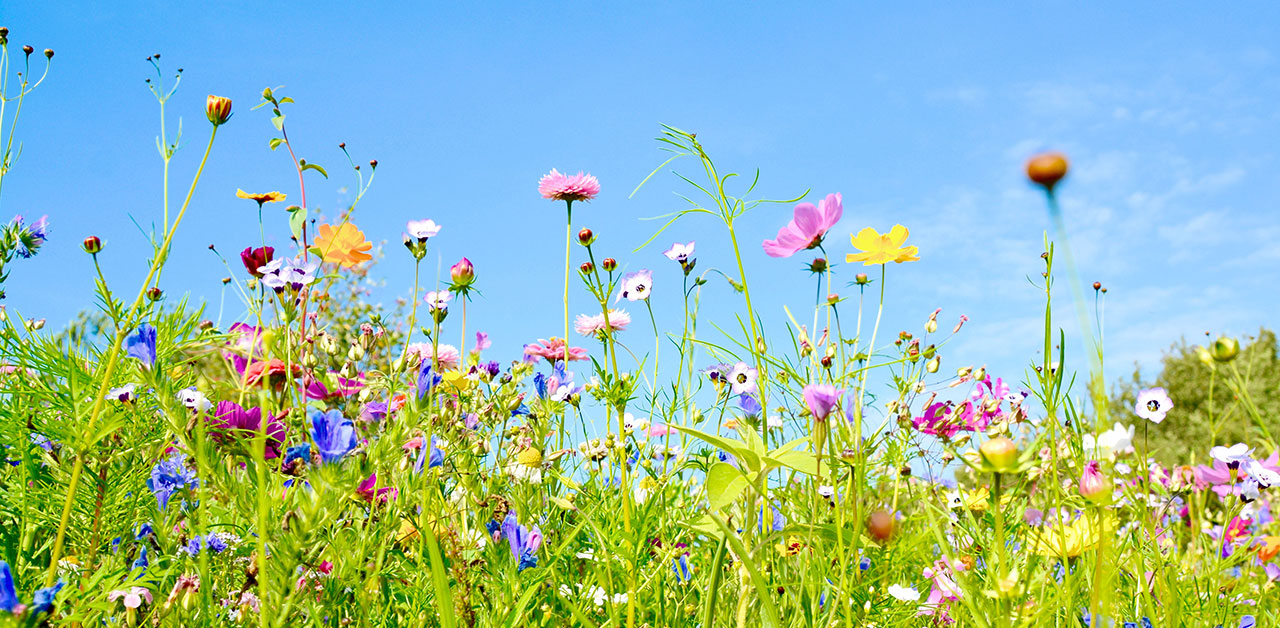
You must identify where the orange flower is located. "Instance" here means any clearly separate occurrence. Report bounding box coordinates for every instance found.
[314,223,373,269]
[1260,536,1280,562]
[236,189,287,205]
[242,359,301,388]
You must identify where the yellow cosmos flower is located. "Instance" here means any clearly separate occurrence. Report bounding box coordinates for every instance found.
[1029,512,1114,559]
[314,223,373,269]
[236,189,287,205]
[845,225,920,266]
[441,370,476,392]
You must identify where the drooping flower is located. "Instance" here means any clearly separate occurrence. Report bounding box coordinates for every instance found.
[539,169,600,203]
[727,362,758,396]
[125,324,158,367]
[616,270,653,303]
[235,189,286,205]
[846,225,920,265]
[500,512,543,571]
[147,452,199,511]
[314,223,373,269]
[762,193,843,258]
[663,241,695,263]
[523,338,588,364]
[240,246,274,278]
[802,384,844,422]
[209,401,286,459]
[310,409,358,464]
[474,332,491,353]
[1134,388,1173,423]
[575,309,631,338]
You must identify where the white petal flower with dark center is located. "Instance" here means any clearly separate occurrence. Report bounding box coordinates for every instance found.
[1134,388,1173,423]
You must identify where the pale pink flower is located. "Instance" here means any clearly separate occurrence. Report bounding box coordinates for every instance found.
[474,332,492,353]
[523,338,589,364]
[424,290,453,311]
[405,343,461,370]
[109,586,154,609]
[575,309,631,337]
[762,192,842,258]
[539,169,600,203]
[727,362,758,395]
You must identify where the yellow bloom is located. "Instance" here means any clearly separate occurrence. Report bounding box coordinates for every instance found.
[515,447,543,467]
[236,189,287,205]
[775,535,805,557]
[314,223,373,269]
[441,370,476,392]
[1029,512,1114,558]
[845,225,919,265]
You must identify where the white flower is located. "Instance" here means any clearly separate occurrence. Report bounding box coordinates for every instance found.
[505,462,543,484]
[1241,478,1262,503]
[406,219,442,240]
[615,270,653,303]
[1210,443,1252,466]
[107,383,137,402]
[662,241,695,262]
[1083,422,1135,456]
[1245,459,1280,488]
[177,386,212,412]
[887,584,920,602]
[1134,388,1173,423]
[817,485,836,500]
[727,362,758,396]
[424,290,453,311]
[766,414,783,429]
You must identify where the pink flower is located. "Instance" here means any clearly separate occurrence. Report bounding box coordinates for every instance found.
[523,338,589,364]
[405,343,461,370]
[357,473,398,504]
[762,193,843,258]
[539,169,600,203]
[648,424,675,438]
[802,384,844,422]
[1079,460,1109,503]
[109,586,154,609]
[575,309,631,337]
[474,332,492,353]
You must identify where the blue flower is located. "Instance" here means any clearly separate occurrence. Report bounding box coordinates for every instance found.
[12,214,49,259]
[672,554,691,582]
[0,561,17,613]
[30,580,63,614]
[132,547,149,573]
[414,437,445,474]
[858,556,871,571]
[738,393,762,417]
[310,409,357,464]
[501,512,542,572]
[417,362,442,399]
[146,452,198,511]
[125,324,158,367]
[284,443,312,467]
[135,523,154,540]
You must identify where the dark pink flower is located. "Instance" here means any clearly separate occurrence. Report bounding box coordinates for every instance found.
[209,401,286,459]
[762,193,842,258]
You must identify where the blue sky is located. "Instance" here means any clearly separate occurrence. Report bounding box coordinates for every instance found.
[1,2,1277,397]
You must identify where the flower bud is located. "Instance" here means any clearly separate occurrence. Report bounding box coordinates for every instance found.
[826,293,839,306]
[1079,460,1110,503]
[82,236,103,254]
[1210,336,1239,362]
[855,273,869,285]
[205,95,233,126]
[450,257,476,288]
[44,49,53,59]
[578,228,595,246]
[980,436,1018,473]
[1092,281,1102,291]
[866,510,894,542]
[22,45,33,56]
[601,258,617,272]
[1026,152,1069,190]
[820,355,833,369]
[147,287,163,301]
[579,261,594,274]
[973,367,986,381]
[926,355,940,373]
[808,257,827,273]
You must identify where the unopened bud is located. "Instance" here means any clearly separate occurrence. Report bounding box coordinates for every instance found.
[820,355,833,369]
[808,257,827,273]
[926,355,940,373]
[855,273,869,285]
[1026,152,1069,190]
[449,257,475,288]
[1210,336,1239,362]
[147,287,163,301]
[22,45,33,56]
[980,436,1018,473]
[205,95,233,126]
[577,228,595,246]
[601,258,617,272]
[866,510,894,542]
[82,236,103,254]
[43,48,53,59]
[1092,281,1102,291]
[579,261,594,274]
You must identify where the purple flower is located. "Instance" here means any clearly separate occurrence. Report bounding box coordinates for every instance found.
[146,452,198,511]
[11,214,49,258]
[418,362,443,399]
[310,409,357,464]
[501,512,542,571]
[209,401,286,459]
[0,561,17,613]
[260,256,320,292]
[803,384,844,422]
[125,324,158,367]
[738,393,762,417]
[762,193,842,258]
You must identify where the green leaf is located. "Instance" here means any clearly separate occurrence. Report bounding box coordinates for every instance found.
[705,462,748,512]
[671,425,761,472]
[711,516,781,628]
[766,449,819,476]
[278,96,295,104]
[301,162,328,179]
[288,206,307,242]
[268,138,284,151]
[271,114,285,131]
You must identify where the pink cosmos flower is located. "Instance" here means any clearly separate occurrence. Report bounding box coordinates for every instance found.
[762,193,843,258]
[802,384,844,422]
[575,309,631,337]
[523,338,589,364]
[357,473,398,504]
[539,169,600,203]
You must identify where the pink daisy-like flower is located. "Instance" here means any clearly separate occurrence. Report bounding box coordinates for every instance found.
[523,338,589,364]
[762,192,843,258]
[575,309,631,337]
[539,169,600,203]
[405,343,462,370]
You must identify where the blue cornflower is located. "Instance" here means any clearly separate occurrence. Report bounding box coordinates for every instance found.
[501,512,542,572]
[146,452,198,511]
[125,324,158,367]
[310,409,357,464]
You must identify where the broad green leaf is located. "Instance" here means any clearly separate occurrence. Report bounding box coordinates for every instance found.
[672,425,761,472]
[767,449,819,476]
[268,138,284,151]
[271,114,285,131]
[288,206,307,242]
[301,162,328,178]
[705,462,748,512]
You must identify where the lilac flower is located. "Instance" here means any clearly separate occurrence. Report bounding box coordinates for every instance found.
[125,324,158,367]
[310,409,357,464]
[259,256,320,292]
[406,219,442,242]
[738,394,762,417]
[702,363,732,385]
[424,290,452,311]
[803,384,844,422]
[146,452,198,511]
[107,383,137,402]
[12,214,49,258]
[727,362,758,396]
[663,241,695,263]
[1134,388,1173,423]
[359,401,388,423]
[616,270,653,303]
[501,512,543,571]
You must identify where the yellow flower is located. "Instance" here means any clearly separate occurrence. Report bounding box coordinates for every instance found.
[845,225,919,266]
[441,370,475,391]
[236,189,287,205]
[314,223,373,269]
[1029,512,1114,558]
[775,535,805,557]
[515,447,543,467]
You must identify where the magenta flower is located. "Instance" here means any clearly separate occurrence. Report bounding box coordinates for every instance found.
[357,473,398,504]
[762,193,843,258]
[523,338,589,364]
[1078,460,1109,502]
[802,384,844,422]
[539,169,600,203]
[209,401,287,459]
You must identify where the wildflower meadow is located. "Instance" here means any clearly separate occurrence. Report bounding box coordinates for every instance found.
[0,15,1277,628]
